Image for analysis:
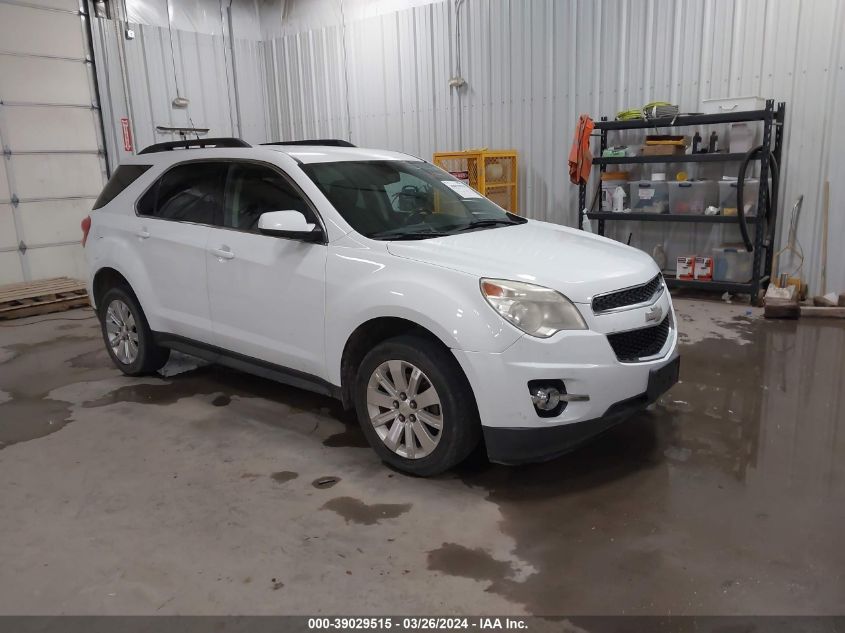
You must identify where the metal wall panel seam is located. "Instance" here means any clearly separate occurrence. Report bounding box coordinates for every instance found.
[5,150,104,155]
[15,195,96,203]
[0,101,99,108]
[115,19,139,150]
[89,17,119,171]
[0,50,90,62]
[6,238,88,249]
[0,104,30,279]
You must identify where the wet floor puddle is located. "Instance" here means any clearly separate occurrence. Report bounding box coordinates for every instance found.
[0,335,112,449]
[321,496,412,525]
[443,317,845,613]
[0,331,351,449]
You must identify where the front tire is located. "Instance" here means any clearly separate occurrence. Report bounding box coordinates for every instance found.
[98,285,170,376]
[354,334,480,476]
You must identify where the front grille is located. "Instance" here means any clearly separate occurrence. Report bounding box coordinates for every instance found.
[607,315,671,362]
[592,274,663,313]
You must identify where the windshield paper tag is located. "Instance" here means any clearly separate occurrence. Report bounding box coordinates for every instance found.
[442,180,483,199]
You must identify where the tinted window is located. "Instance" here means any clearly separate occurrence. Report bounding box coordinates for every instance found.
[224,163,314,231]
[302,160,524,240]
[93,164,151,210]
[137,162,227,225]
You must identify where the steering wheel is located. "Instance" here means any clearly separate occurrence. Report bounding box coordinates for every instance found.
[404,208,433,225]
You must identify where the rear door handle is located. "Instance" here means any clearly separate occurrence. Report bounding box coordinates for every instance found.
[210,246,235,260]
[136,228,150,239]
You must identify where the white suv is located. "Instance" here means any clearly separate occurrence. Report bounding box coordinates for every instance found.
[84,138,679,476]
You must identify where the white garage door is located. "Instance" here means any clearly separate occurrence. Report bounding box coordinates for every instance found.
[0,0,106,285]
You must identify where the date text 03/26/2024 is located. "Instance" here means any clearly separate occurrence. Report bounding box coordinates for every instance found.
[307,617,528,630]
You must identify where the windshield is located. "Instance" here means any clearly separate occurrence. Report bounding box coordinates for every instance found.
[301,160,525,240]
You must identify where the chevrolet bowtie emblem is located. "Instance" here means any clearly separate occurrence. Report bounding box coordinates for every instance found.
[645,305,663,323]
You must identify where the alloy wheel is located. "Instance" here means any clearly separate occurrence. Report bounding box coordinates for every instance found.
[366,360,443,459]
[105,299,139,365]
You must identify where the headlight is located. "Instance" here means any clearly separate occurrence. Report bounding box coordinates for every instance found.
[480,278,587,337]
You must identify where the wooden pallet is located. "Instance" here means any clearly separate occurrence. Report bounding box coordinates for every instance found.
[0,277,90,320]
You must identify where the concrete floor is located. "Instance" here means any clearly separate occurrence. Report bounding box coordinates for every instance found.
[0,298,843,615]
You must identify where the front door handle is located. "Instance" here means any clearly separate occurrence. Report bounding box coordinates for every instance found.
[210,246,235,260]
[136,228,150,239]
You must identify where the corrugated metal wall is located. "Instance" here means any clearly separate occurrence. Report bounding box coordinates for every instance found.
[91,17,269,169]
[266,0,845,295]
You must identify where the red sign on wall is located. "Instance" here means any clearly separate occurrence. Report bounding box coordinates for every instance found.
[120,117,133,152]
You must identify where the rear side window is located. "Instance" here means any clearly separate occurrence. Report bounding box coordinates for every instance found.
[92,165,152,210]
[137,162,228,225]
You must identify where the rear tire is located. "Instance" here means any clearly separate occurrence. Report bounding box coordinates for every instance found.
[98,285,170,376]
[354,334,480,476]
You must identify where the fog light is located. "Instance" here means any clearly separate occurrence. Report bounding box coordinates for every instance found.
[531,387,561,411]
[527,379,567,418]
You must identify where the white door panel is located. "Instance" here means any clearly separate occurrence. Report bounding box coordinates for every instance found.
[0,170,9,202]
[26,243,86,280]
[25,0,81,12]
[12,154,102,200]
[0,204,15,250]
[0,252,24,285]
[18,199,91,245]
[0,6,86,59]
[3,107,100,152]
[0,56,90,105]
[206,228,327,377]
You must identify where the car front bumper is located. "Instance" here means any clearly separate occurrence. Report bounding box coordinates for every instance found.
[480,353,679,464]
[451,292,679,464]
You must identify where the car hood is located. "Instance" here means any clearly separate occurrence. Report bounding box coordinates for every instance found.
[385,220,659,304]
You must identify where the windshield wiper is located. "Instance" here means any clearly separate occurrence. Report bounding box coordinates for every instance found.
[370,230,450,241]
[454,219,520,232]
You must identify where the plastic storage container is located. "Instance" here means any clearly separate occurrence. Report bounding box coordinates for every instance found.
[719,179,760,216]
[713,246,754,283]
[629,180,669,214]
[701,96,766,115]
[668,180,718,214]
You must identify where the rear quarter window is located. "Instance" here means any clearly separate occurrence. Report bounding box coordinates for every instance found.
[93,165,152,210]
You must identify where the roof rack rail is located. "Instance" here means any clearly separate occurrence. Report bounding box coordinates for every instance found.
[138,137,251,155]
[262,139,356,148]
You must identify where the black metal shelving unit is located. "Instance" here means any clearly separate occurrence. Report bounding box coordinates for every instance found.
[579,100,786,301]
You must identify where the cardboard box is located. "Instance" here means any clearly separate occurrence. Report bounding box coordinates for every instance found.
[677,256,695,280]
[641,144,687,157]
[694,256,713,281]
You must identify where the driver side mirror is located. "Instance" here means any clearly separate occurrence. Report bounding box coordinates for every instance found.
[258,210,323,242]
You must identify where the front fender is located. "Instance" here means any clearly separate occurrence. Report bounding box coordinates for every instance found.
[324,239,522,385]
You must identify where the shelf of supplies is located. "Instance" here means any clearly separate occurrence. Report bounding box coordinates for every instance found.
[586,212,758,223]
[594,110,770,130]
[664,276,753,293]
[595,152,755,165]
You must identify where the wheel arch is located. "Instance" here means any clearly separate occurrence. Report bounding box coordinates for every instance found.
[339,316,455,409]
[91,266,134,310]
